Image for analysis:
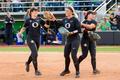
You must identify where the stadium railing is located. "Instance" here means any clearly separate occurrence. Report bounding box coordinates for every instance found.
[0,1,103,15]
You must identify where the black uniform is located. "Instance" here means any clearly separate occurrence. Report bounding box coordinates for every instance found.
[23,17,45,72]
[78,20,97,71]
[46,20,58,34]
[55,17,81,74]
[4,16,14,45]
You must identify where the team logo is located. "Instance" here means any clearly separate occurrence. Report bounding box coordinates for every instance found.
[32,22,39,28]
[65,23,70,29]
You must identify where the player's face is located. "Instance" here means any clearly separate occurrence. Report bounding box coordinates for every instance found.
[31,10,39,18]
[92,14,96,20]
[65,8,73,17]
[87,14,94,20]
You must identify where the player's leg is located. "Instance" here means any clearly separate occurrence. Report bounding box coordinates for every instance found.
[25,37,32,72]
[34,40,41,75]
[25,55,32,72]
[25,39,38,66]
[60,42,71,76]
[26,37,41,76]
[26,54,32,65]
[71,39,80,78]
[9,30,13,45]
[89,41,100,74]
[28,41,39,70]
[5,30,9,45]
[78,38,89,63]
[28,41,41,76]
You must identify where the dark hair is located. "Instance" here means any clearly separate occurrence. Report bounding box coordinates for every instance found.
[29,7,39,17]
[66,7,74,15]
[85,11,94,19]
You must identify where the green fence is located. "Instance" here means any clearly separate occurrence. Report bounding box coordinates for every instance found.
[0,21,27,40]
[0,21,23,31]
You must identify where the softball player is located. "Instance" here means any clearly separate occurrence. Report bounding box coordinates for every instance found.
[78,11,100,74]
[52,7,81,78]
[18,7,49,76]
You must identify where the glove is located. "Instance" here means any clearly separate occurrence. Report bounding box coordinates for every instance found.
[43,11,54,20]
[58,27,69,35]
[88,31,101,41]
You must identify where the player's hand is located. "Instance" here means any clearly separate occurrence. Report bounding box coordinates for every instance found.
[67,32,74,36]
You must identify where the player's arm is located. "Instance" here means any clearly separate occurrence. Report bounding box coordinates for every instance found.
[19,27,26,34]
[42,11,57,28]
[18,20,28,35]
[81,23,96,29]
[81,20,97,29]
[54,20,63,28]
[45,19,63,28]
[43,11,63,28]
[39,17,50,28]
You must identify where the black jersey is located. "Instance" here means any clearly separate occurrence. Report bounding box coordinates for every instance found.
[23,17,45,38]
[4,16,14,29]
[45,20,58,34]
[82,20,97,37]
[55,17,81,40]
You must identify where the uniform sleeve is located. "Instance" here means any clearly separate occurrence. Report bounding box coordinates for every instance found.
[45,20,53,26]
[54,20,63,28]
[74,18,81,33]
[40,18,45,26]
[23,19,29,29]
[92,20,97,26]
[82,20,86,24]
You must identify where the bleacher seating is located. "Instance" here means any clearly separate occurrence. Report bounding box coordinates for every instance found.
[0,0,103,13]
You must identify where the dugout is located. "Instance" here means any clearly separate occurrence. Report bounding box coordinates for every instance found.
[96,31,120,45]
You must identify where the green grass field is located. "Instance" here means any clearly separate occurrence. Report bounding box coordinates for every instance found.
[0,45,120,52]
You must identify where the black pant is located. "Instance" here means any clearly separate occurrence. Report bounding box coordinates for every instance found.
[78,36,96,71]
[26,36,40,71]
[64,36,80,73]
[5,29,13,45]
